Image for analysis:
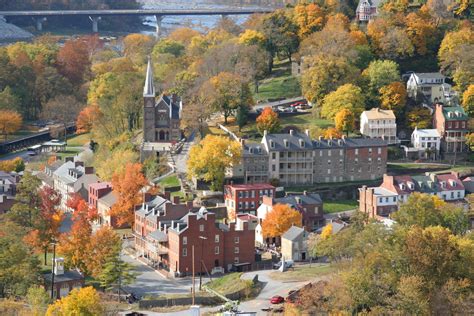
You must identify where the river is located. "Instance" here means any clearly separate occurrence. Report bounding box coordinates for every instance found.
[139,0,277,34]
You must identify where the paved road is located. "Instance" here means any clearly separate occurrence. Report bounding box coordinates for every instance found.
[253,96,305,111]
[174,132,196,174]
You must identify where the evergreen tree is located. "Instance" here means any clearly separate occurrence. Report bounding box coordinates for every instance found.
[99,254,137,301]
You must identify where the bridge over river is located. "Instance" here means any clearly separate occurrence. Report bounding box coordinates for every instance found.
[0,8,274,34]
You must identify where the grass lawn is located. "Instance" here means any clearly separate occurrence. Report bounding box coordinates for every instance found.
[387,162,450,170]
[67,133,91,147]
[206,272,253,295]
[269,264,335,282]
[38,252,55,274]
[55,147,83,159]
[252,60,301,103]
[324,200,358,214]
[158,175,180,187]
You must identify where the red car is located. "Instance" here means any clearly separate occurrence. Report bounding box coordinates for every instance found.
[270,295,285,304]
[290,101,304,108]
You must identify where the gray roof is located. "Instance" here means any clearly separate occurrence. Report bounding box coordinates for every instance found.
[282,226,305,241]
[313,138,388,149]
[275,193,323,207]
[0,19,33,42]
[263,131,313,152]
[243,143,267,156]
[148,229,168,242]
[136,195,169,217]
[73,174,100,193]
[415,72,445,80]
[161,95,181,120]
[43,270,84,283]
[98,191,118,208]
[53,161,84,185]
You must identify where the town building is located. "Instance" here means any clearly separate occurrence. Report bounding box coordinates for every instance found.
[359,172,465,218]
[408,127,441,160]
[35,159,63,188]
[134,206,255,277]
[255,192,324,246]
[356,0,381,21]
[240,130,388,186]
[224,183,275,220]
[52,158,99,211]
[43,258,84,299]
[281,226,310,262]
[360,108,397,144]
[142,58,182,154]
[407,72,456,104]
[0,171,21,214]
[433,104,469,154]
[88,181,123,228]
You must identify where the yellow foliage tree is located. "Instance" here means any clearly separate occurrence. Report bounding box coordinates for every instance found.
[379,82,407,115]
[0,157,24,172]
[238,29,266,46]
[262,204,302,238]
[407,107,432,129]
[256,107,281,135]
[168,27,201,46]
[0,110,22,141]
[123,34,154,64]
[187,135,242,191]
[321,84,365,119]
[322,127,342,139]
[46,287,104,316]
[294,3,325,38]
[334,109,355,136]
[321,224,333,239]
[462,84,474,117]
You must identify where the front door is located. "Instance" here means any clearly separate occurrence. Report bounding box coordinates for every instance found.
[302,252,306,261]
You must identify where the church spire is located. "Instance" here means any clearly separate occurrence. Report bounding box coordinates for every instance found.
[143,56,155,98]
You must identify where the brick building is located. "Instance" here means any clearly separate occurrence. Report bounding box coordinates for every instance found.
[238,130,388,186]
[433,104,468,154]
[359,172,465,219]
[43,258,84,299]
[88,181,123,227]
[134,206,255,277]
[224,183,276,220]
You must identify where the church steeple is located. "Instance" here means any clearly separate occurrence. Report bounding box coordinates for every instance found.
[143,56,156,98]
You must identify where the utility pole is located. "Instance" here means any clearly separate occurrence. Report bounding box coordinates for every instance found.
[50,242,56,299]
[198,236,207,291]
[192,245,195,305]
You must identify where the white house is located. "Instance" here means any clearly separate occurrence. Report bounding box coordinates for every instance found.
[356,0,381,21]
[411,128,441,159]
[360,108,397,144]
[406,72,456,105]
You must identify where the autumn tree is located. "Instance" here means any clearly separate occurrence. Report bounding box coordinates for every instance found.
[180,93,212,138]
[334,109,355,136]
[322,127,343,139]
[25,186,63,265]
[462,84,474,116]
[238,29,266,46]
[364,60,400,92]
[153,39,185,58]
[46,287,104,316]
[256,107,281,135]
[0,157,25,173]
[0,86,20,112]
[85,227,122,278]
[204,72,254,124]
[379,82,407,115]
[407,107,432,129]
[187,135,242,191]
[262,204,302,239]
[321,84,365,119]
[0,110,22,141]
[301,56,358,105]
[58,195,97,274]
[57,38,91,85]
[293,3,325,38]
[321,224,333,240]
[123,34,154,64]
[168,27,201,46]
[76,103,101,134]
[41,95,83,144]
[110,163,148,227]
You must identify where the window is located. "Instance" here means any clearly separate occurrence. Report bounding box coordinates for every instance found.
[234,257,239,264]
[272,152,276,159]
[272,164,276,172]
[328,169,331,174]
[355,149,359,155]
[215,246,219,254]
[199,225,204,232]
[457,191,461,198]
[319,151,323,157]
[238,202,242,210]
[234,247,240,254]
[182,248,187,257]
[393,197,396,202]
[234,237,240,243]
[378,147,382,154]
[328,150,332,157]
[340,149,343,156]
[215,234,219,243]
[369,148,372,154]
[183,237,187,245]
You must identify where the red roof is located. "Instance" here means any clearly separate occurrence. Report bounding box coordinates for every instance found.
[436,174,464,191]
[225,183,275,191]
[237,213,258,221]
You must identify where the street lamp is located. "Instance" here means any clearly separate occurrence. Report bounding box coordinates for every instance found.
[50,241,57,299]
[198,236,207,291]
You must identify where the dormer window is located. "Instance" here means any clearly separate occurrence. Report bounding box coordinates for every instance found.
[284,139,289,148]
[440,181,446,188]
[407,182,415,190]
[299,139,305,148]
[449,179,456,187]
[270,140,275,148]
[399,183,406,190]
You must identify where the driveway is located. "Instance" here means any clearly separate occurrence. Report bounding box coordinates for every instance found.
[174,132,195,174]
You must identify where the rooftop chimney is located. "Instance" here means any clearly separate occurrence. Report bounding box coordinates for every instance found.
[53,257,65,276]
[84,166,94,175]
[264,130,268,137]
[289,130,294,136]
[173,196,180,205]
[305,129,310,136]
[319,136,323,141]
[240,138,245,146]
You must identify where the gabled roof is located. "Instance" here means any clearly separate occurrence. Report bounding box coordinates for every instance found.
[275,193,323,207]
[98,191,118,208]
[243,143,267,156]
[362,108,396,120]
[414,72,445,80]
[441,106,468,121]
[282,225,305,241]
[262,131,314,152]
[412,128,440,138]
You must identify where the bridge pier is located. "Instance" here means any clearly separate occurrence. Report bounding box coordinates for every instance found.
[89,16,101,33]
[221,14,229,20]
[34,17,47,31]
[155,15,163,38]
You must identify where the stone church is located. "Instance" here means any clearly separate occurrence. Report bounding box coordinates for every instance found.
[143,58,182,145]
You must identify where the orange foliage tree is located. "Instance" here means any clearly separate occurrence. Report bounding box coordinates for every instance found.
[0,110,22,141]
[379,81,407,115]
[76,103,101,134]
[57,38,91,85]
[294,3,325,38]
[262,204,302,238]
[256,107,281,135]
[58,194,97,274]
[110,163,148,226]
[0,157,24,172]
[85,226,121,278]
[24,186,63,265]
[322,127,342,139]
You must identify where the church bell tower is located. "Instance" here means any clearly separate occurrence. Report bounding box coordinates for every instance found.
[143,57,156,142]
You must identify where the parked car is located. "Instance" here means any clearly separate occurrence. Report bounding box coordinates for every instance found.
[277,106,288,112]
[290,101,306,107]
[296,104,310,110]
[270,295,285,304]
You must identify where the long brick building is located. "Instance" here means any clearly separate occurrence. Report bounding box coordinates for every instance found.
[239,130,388,186]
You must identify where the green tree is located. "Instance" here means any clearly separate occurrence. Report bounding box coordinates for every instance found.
[99,254,137,301]
[26,286,51,316]
[236,105,249,132]
[0,86,20,112]
[153,39,185,57]
[7,172,41,227]
[321,84,365,119]
[407,107,432,129]
[363,60,400,92]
